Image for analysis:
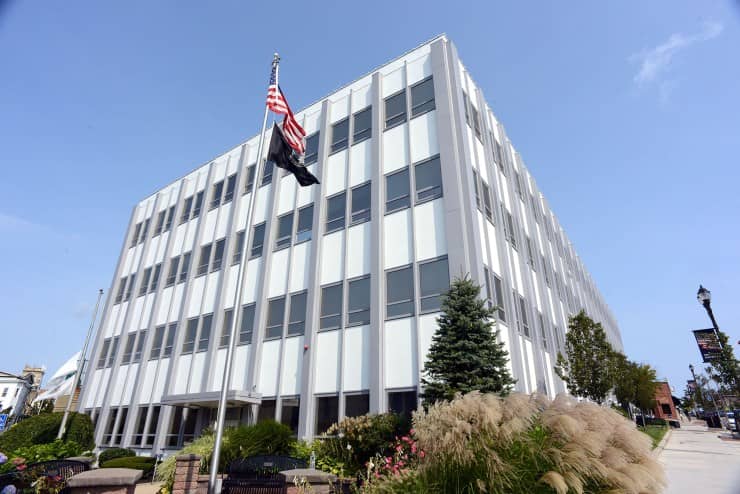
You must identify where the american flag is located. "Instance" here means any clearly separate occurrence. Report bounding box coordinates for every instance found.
[267,64,306,154]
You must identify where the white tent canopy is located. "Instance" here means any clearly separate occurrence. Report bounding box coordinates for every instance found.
[33,352,80,403]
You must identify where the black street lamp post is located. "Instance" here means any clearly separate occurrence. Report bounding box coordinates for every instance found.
[696,285,722,346]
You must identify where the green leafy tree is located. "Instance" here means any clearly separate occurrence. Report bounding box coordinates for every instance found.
[612,354,659,415]
[555,311,616,404]
[421,276,515,406]
[704,331,740,405]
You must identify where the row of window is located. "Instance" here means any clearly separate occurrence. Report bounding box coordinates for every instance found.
[96,336,119,369]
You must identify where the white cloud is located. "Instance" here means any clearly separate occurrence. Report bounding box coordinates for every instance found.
[630,21,723,87]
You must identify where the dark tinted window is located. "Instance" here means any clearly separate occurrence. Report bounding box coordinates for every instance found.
[220,309,233,347]
[251,223,266,257]
[182,318,198,353]
[197,314,212,352]
[133,330,146,362]
[385,91,407,129]
[472,170,481,210]
[419,257,450,313]
[348,276,371,326]
[353,107,372,143]
[210,181,224,210]
[233,230,245,265]
[107,336,120,367]
[179,252,191,283]
[192,191,204,218]
[180,196,193,224]
[411,77,435,116]
[331,118,349,153]
[131,223,141,247]
[266,297,285,339]
[262,160,274,186]
[385,168,410,213]
[163,323,177,357]
[320,283,343,330]
[296,205,313,243]
[288,291,307,336]
[124,274,136,301]
[493,275,506,322]
[305,133,320,165]
[351,182,371,224]
[97,339,110,368]
[518,295,530,337]
[386,266,414,319]
[211,239,226,271]
[139,268,152,296]
[115,278,126,303]
[150,264,161,293]
[481,181,493,221]
[121,333,135,365]
[166,256,180,286]
[239,304,255,345]
[388,390,417,420]
[345,393,370,418]
[414,155,443,202]
[315,396,338,434]
[244,165,256,194]
[154,210,166,235]
[326,192,346,233]
[276,213,294,250]
[281,397,300,434]
[197,243,212,276]
[151,326,165,359]
[223,174,236,203]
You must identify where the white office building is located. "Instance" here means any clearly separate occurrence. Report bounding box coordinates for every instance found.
[79,35,622,453]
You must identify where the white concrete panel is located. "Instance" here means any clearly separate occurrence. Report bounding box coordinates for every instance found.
[113,302,127,336]
[314,330,341,394]
[325,150,348,197]
[152,359,169,402]
[381,123,408,174]
[544,352,556,398]
[122,363,139,404]
[210,348,227,392]
[330,96,349,123]
[409,110,438,164]
[259,340,281,397]
[242,259,262,304]
[156,287,173,325]
[215,203,231,240]
[495,323,514,378]
[173,355,191,394]
[351,84,372,113]
[172,224,186,256]
[296,172,316,208]
[486,222,502,275]
[525,338,537,394]
[289,241,311,292]
[280,336,303,396]
[382,66,405,98]
[122,249,134,277]
[232,345,250,390]
[139,362,157,404]
[418,312,439,373]
[511,250,522,292]
[223,265,238,309]
[156,231,170,263]
[130,298,144,331]
[108,305,120,338]
[406,53,431,86]
[303,108,322,135]
[132,245,143,272]
[183,223,197,255]
[202,272,219,315]
[96,368,110,407]
[188,353,206,393]
[500,178,511,211]
[320,231,345,284]
[145,237,159,267]
[268,248,290,298]
[414,199,447,262]
[109,366,127,406]
[349,139,372,187]
[384,318,416,389]
[237,192,251,227]
[254,187,270,224]
[346,222,371,278]
[343,325,369,392]
[518,336,531,393]
[278,175,297,216]
[141,295,155,329]
[383,210,413,269]
[477,215,488,266]
[85,370,102,409]
[187,276,205,318]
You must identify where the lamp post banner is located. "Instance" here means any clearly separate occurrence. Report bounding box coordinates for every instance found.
[693,328,723,362]
[687,380,696,392]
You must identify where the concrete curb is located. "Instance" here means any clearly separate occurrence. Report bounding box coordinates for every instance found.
[653,427,672,457]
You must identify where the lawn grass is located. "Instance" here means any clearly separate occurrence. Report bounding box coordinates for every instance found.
[639,425,669,448]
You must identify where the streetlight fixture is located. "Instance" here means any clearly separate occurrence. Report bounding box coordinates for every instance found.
[696,285,721,343]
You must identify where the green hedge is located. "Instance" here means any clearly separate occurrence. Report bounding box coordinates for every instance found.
[0,412,94,452]
[101,456,157,475]
[98,447,136,464]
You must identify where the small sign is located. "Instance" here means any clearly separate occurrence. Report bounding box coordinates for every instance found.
[687,380,697,392]
[693,328,723,363]
[0,414,8,432]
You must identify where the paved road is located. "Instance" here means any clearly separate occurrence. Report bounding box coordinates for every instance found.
[660,420,740,494]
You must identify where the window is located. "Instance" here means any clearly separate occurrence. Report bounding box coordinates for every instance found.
[144,406,160,447]
[107,336,119,367]
[133,330,147,362]
[258,400,276,422]
[296,205,313,243]
[101,407,118,444]
[243,165,256,194]
[481,181,493,221]
[251,223,265,258]
[351,182,371,224]
[123,274,136,302]
[198,314,212,352]
[386,265,414,319]
[224,174,236,203]
[115,278,127,304]
[518,295,530,337]
[112,407,128,446]
[182,318,198,353]
[504,209,517,249]
[326,192,346,233]
[304,133,320,165]
[132,406,148,445]
[385,168,410,213]
[384,90,407,129]
[261,160,274,186]
[180,196,193,224]
[471,105,482,139]
[192,191,204,218]
[220,309,233,348]
[281,397,300,434]
[493,275,506,322]
[347,276,370,326]
[315,395,338,435]
[525,237,535,269]
[197,243,212,276]
[163,323,176,357]
[495,141,505,174]
[419,257,450,313]
[97,339,110,369]
[167,407,183,447]
[130,223,141,247]
[472,170,481,210]
[411,76,435,116]
[211,239,226,271]
[239,304,255,344]
[164,206,176,231]
[345,393,370,418]
[353,107,372,143]
[179,252,191,283]
[154,210,166,236]
[388,390,417,419]
[320,283,343,330]
[462,91,471,126]
[139,268,152,297]
[265,297,285,339]
[232,230,245,265]
[150,264,161,293]
[210,181,224,210]
[331,118,349,153]
[539,312,548,350]
[139,218,150,243]
[483,266,494,307]
[661,404,672,416]
[121,334,135,364]
[151,326,165,360]
[288,291,307,336]
[414,155,443,202]
[275,213,293,250]
[166,256,180,287]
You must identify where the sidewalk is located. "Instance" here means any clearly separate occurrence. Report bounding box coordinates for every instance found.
[660,420,740,494]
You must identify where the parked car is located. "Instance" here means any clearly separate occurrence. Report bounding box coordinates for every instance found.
[727,411,736,432]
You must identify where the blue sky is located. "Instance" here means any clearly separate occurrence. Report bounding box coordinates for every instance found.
[1,0,738,396]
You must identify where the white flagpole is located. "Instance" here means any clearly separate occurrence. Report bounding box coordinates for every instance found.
[58,288,104,439]
[208,52,280,494]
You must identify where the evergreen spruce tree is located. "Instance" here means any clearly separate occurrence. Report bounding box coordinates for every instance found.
[421,276,515,407]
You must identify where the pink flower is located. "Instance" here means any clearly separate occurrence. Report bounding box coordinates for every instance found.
[419,451,426,458]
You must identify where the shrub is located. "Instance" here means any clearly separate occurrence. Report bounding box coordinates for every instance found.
[101,456,157,475]
[363,392,666,494]
[98,447,136,464]
[0,413,94,452]
[155,430,214,490]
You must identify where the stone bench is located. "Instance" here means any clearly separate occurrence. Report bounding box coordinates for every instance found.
[66,467,142,494]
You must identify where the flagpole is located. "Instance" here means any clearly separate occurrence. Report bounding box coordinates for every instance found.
[208,52,279,494]
[58,289,104,440]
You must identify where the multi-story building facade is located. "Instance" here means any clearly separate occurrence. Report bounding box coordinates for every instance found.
[79,35,621,454]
